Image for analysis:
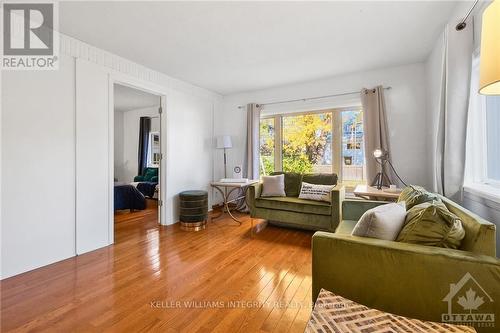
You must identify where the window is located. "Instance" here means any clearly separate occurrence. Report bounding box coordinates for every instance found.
[259,118,275,175]
[465,57,500,190]
[147,132,160,167]
[485,96,500,182]
[342,110,365,183]
[259,108,365,184]
[282,112,333,174]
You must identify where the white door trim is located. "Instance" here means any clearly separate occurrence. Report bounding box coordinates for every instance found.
[108,73,168,245]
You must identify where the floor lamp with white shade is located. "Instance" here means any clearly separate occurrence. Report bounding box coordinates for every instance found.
[217,135,232,178]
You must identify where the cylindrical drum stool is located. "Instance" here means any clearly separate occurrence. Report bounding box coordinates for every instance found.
[179,190,208,231]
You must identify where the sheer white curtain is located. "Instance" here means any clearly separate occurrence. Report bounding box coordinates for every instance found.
[465,57,488,185]
[434,23,473,201]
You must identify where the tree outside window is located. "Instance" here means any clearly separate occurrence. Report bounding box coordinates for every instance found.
[259,108,365,184]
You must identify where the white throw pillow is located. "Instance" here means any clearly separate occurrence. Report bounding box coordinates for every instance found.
[298,182,335,202]
[351,202,406,241]
[261,174,286,197]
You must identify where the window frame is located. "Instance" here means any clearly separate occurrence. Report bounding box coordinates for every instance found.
[147,131,161,168]
[484,97,500,186]
[465,57,500,189]
[260,107,363,182]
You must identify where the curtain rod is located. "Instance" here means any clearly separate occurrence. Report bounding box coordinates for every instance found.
[237,86,392,109]
[456,0,479,31]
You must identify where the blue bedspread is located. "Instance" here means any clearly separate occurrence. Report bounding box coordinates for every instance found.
[114,184,146,211]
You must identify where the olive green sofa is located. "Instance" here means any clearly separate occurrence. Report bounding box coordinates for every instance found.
[312,195,500,333]
[247,172,344,232]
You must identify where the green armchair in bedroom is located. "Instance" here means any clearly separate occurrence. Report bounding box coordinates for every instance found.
[134,167,158,183]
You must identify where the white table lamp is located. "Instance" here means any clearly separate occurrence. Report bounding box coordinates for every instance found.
[216,135,232,178]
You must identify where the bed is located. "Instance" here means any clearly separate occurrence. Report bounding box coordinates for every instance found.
[114,183,146,211]
[137,181,158,198]
[130,181,158,198]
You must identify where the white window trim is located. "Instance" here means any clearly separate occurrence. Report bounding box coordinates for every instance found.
[463,183,500,205]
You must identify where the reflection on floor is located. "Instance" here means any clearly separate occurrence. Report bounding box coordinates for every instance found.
[1,201,314,332]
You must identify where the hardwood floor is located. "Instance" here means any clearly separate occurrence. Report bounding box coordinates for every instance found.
[1,200,314,332]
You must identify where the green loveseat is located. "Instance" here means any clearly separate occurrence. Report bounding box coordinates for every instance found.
[247,172,344,231]
[312,195,500,332]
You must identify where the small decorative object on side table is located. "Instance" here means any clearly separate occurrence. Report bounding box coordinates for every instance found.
[210,179,258,224]
[353,184,401,202]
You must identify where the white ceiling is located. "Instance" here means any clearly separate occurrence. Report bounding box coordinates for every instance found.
[114,84,159,112]
[60,1,460,95]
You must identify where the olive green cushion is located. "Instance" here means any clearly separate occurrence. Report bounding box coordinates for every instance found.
[397,185,440,210]
[302,173,338,186]
[270,172,338,197]
[255,196,332,216]
[271,172,302,197]
[397,201,465,249]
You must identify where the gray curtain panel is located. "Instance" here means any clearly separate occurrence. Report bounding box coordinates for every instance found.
[361,86,395,185]
[435,23,473,201]
[244,103,261,180]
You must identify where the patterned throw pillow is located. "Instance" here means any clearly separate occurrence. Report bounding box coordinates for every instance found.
[396,201,465,249]
[397,185,441,210]
[298,182,335,202]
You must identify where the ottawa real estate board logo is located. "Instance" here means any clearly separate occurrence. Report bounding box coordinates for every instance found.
[1,1,59,70]
[442,272,495,328]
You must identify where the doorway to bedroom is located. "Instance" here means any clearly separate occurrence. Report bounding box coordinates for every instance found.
[113,83,163,230]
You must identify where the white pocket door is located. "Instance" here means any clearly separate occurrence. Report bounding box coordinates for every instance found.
[75,59,111,254]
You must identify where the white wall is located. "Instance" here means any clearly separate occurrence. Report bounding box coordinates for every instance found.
[165,90,215,221]
[215,62,429,202]
[115,107,160,183]
[463,192,500,256]
[1,35,221,279]
[2,55,77,278]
